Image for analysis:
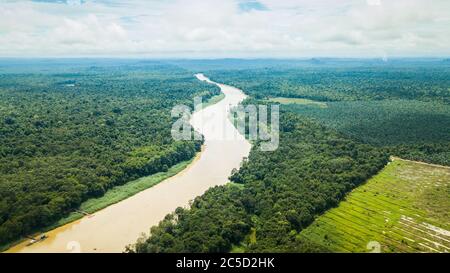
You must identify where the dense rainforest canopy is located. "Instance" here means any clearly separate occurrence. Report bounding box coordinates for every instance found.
[1,59,449,252]
[0,61,220,245]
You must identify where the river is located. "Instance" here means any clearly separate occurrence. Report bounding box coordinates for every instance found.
[6,74,251,253]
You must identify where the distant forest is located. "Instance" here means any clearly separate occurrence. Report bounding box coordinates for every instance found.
[207,64,450,166]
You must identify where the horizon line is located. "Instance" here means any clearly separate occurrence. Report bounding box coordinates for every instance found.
[0,56,449,60]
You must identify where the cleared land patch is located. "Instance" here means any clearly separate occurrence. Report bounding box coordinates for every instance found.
[298,158,450,253]
[267,97,327,108]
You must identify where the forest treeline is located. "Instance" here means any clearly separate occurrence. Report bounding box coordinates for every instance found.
[0,62,220,245]
[130,112,388,253]
[207,65,450,103]
[207,65,450,166]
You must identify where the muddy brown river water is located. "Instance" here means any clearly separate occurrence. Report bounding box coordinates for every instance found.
[6,74,251,253]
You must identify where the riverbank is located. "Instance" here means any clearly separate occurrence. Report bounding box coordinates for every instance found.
[202,93,225,109]
[3,83,226,253]
[5,74,251,253]
[2,152,201,252]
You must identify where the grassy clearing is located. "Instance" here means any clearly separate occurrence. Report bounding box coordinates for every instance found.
[298,158,450,253]
[201,93,225,109]
[53,155,199,227]
[267,97,327,108]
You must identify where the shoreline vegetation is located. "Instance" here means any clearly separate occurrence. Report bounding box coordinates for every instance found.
[201,93,225,109]
[1,152,201,252]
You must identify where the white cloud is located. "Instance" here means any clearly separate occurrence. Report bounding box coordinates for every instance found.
[0,0,449,57]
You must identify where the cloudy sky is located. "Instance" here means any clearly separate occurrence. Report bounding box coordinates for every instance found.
[0,0,449,58]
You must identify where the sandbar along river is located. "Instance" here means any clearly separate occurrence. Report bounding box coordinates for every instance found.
[7,74,251,253]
